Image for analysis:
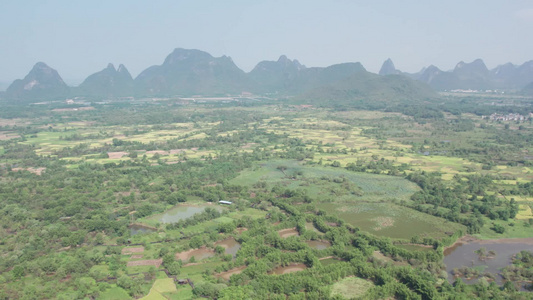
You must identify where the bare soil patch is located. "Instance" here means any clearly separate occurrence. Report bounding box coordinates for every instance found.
[270,263,307,275]
[12,167,46,175]
[241,143,257,149]
[122,247,144,255]
[175,247,215,261]
[52,107,95,112]
[215,266,247,280]
[131,255,144,259]
[127,259,162,268]
[146,150,169,155]
[107,151,128,159]
[169,149,186,154]
[0,134,20,140]
[319,256,334,260]
[278,228,299,238]
[235,227,248,234]
[0,118,25,126]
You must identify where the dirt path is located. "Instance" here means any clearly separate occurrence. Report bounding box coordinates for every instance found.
[278,228,299,238]
[215,266,247,280]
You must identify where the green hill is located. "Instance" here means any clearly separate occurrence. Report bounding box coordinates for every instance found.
[294,72,437,110]
[5,62,69,102]
[76,63,134,99]
[135,48,250,97]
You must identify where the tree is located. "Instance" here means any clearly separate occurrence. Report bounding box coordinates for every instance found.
[215,245,225,255]
[13,265,25,279]
[491,223,505,234]
[166,262,181,276]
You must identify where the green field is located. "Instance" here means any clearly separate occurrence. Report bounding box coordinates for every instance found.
[231,160,464,240]
[232,160,419,203]
[318,202,465,240]
[330,277,374,299]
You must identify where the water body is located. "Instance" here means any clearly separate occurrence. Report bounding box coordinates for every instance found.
[129,224,156,235]
[177,248,216,262]
[216,238,241,257]
[320,257,343,266]
[149,204,223,223]
[444,238,533,286]
[306,240,331,250]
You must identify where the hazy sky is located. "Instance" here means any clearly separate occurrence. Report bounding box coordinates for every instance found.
[1,0,533,85]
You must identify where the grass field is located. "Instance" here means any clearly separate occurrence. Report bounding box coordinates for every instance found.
[318,202,465,240]
[232,160,419,203]
[330,277,374,299]
[231,160,465,240]
[99,285,131,300]
[517,203,533,220]
[140,277,177,300]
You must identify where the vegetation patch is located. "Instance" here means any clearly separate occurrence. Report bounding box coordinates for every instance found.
[330,277,374,299]
[318,202,465,240]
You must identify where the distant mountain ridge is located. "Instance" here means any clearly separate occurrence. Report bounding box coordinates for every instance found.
[4,49,533,104]
[379,58,533,91]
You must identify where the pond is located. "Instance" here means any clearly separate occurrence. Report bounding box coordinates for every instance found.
[149,204,223,223]
[319,257,343,266]
[215,238,241,257]
[443,237,533,287]
[306,240,331,250]
[129,224,156,235]
[175,247,215,262]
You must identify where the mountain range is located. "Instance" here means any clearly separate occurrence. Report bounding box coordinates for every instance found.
[2,48,532,104]
[379,58,533,92]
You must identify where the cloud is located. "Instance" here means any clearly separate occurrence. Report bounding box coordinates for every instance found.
[515,8,533,23]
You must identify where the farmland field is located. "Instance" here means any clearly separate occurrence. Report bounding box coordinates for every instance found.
[330,277,374,299]
[317,202,465,239]
[232,160,419,203]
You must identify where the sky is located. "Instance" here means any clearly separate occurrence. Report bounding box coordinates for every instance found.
[1,0,532,86]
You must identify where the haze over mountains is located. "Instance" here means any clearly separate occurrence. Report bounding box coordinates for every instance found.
[2,48,533,103]
[380,58,533,92]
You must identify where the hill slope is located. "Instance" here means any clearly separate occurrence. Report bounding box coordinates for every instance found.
[295,71,437,109]
[5,62,69,102]
[77,63,134,98]
[135,48,250,96]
